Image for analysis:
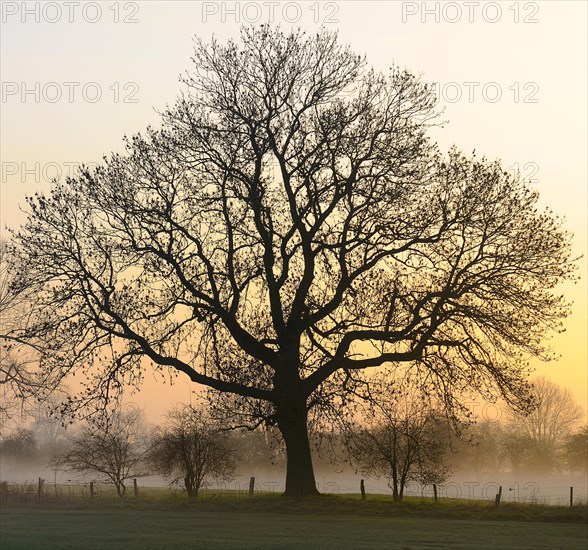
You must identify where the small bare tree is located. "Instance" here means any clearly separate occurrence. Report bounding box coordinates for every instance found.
[413,416,453,494]
[149,405,236,497]
[61,406,150,498]
[345,378,452,501]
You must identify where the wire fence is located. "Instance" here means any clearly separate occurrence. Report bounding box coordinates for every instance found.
[1,477,586,507]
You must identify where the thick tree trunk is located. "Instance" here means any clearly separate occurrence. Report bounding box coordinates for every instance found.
[277,399,319,497]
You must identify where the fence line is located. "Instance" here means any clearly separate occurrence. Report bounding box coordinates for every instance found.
[1,477,586,507]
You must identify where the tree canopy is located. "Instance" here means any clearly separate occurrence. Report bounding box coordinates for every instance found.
[149,404,237,497]
[10,26,575,495]
[344,377,453,501]
[60,406,150,498]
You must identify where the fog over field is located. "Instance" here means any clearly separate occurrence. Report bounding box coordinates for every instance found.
[2,455,587,505]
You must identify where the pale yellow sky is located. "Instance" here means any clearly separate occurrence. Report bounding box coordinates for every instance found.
[1,1,586,419]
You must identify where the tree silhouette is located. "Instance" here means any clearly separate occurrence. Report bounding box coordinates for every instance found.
[503,377,584,472]
[11,27,575,496]
[344,378,453,501]
[149,404,236,497]
[61,406,150,498]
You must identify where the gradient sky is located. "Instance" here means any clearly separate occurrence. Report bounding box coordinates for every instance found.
[1,1,586,420]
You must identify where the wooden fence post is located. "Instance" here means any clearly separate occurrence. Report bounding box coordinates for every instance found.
[494,486,502,508]
[37,478,43,502]
[90,482,94,499]
[360,479,366,501]
[248,477,255,497]
[570,487,573,508]
[433,484,438,504]
[133,479,138,498]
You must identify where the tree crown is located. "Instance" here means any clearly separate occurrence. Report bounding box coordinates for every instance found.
[11,26,575,428]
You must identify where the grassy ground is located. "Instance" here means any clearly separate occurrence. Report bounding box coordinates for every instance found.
[1,491,587,549]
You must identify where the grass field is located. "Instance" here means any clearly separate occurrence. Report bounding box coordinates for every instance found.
[1,492,587,549]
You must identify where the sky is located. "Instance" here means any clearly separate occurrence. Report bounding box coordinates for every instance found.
[1,0,586,420]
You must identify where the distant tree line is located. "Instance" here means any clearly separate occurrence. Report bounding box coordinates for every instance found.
[452,378,586,476]
[1,377,585,500]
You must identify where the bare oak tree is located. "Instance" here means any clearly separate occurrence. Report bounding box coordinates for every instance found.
[11,27,575,495]
[149,404,236,497]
